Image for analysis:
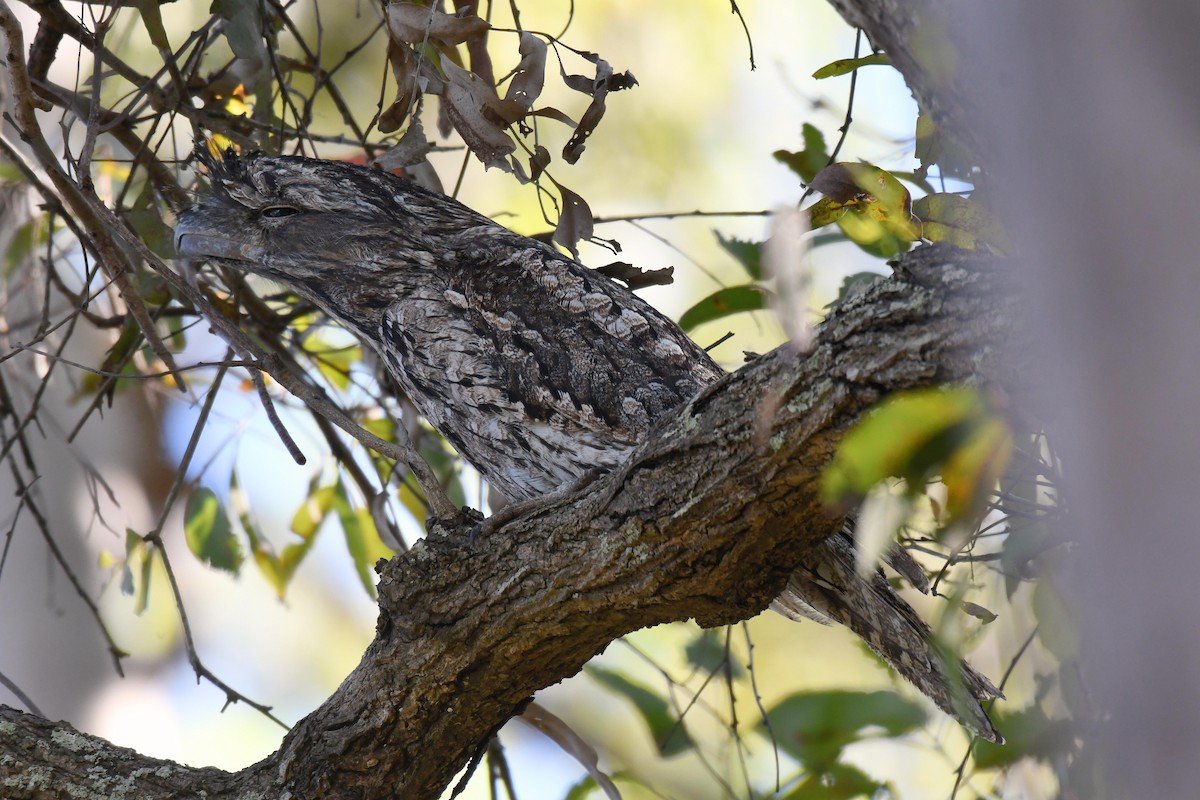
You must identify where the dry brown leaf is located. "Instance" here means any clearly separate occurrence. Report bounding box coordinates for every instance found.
[505,32,547,110]
[529,144,551,182]
[595,261,675,289]
[373,118,433,172]
[520,703,622,800]
[551,180,594,256]
[452,0,495,84]
[439,55,515,166]
[562,59,637,164]
[379,40,425,133]
[386,1,489,46]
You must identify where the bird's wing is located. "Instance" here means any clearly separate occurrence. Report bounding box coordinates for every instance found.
[378,239,720,500]
[451,236,724,434]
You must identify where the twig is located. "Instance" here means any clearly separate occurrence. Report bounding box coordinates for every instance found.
[799,28,863,206]
[949,625,1039,800]
[141,355,289,729]
[0,669,44,717]
[251,368,307,465]
[728,1,755,70]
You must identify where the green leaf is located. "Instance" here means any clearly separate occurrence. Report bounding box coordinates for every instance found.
[126,205,175,260]
[972,705,1075,769]
[764,690,925,771]
[782,763,885,800]
[290,483,337,537]
[1000,519,1052,600]
[211,0,266,63]
[304,339,361,390]
[588,666,692,757]
[806,163,921,258]
[122,528,154,614]
[961,601,998,623]
[136,542,155,615]
[183,488,243,573]
[714,231,763,280]
[233,472,317,599]
[913,193,1012,254]
[773,123,830,183]
[822,387,1012,533]
[678,285,768,332]
[683,628,744,678]
[812,53,891,79]
[4,217,45,277]
[834,271,882,302]
[334,482,396,599]
[1033,578,1081,662]
[133,0,171,51]
[79,316,141,398]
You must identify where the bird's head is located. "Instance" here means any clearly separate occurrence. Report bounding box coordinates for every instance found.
[174,144,488,331]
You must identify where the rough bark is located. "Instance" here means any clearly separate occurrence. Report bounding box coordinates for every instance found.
[0,244,1024,799]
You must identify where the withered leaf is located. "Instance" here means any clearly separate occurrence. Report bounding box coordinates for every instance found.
[531,106,577,127]
[810,162,868,203]
[379,40,428,133]
[505,32,547,109]
[562,72,597,94]
[386,1,489,46]
[562,58,638,164]
[551,180,594,257]
[373,117,433,172]
[529,144,551,182]
[438,54,515,167]
[594,261,675,289]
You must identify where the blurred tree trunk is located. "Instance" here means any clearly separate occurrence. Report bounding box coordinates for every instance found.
[829,0,1200,795]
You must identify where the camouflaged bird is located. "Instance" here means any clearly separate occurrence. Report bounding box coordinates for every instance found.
[174,147,1003,742]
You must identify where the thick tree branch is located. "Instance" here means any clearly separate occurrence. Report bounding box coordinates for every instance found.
[0,245,1025,799]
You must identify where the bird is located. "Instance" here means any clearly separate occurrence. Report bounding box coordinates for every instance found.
[174,145,1003,742]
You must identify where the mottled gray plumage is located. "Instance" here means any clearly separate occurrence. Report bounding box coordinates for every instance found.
[174,147,1002,742]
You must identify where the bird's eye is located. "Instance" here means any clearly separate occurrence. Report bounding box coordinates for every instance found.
[261,206,300,218]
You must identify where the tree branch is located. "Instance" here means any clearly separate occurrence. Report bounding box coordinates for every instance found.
[0,244,1026,799]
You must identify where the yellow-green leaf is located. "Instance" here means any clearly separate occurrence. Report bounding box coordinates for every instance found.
[822,387,1011,536]
[773,123,830,183]
[290,484,337,537]
[914,113,939,178]
[335,483,395,599]
[302,337,361,390]
[807,163,921,258]
[941,413,1013,524]
[233,472,316,599]
[812,53,891,79]
[913,193,1012,254]
[678,285,769,332]
[184,488,243,573]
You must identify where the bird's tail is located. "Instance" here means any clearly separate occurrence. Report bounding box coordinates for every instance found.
[772,533,1004,743]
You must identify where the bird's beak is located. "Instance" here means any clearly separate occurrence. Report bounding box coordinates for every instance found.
[174,225,266,262]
